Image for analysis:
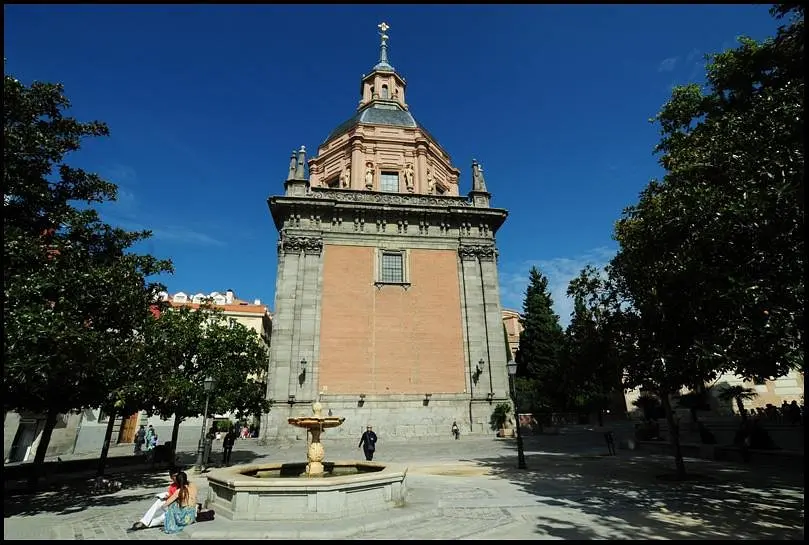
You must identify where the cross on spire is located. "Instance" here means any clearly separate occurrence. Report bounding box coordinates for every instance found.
[374,21,394,71]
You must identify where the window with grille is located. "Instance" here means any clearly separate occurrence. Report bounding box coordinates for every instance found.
[380,252,404,283]
[380,171,399,192]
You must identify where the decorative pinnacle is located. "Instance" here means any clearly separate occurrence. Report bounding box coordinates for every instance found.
[375,21,393,70]
[471,159,488,192]
[287,150,297,179]
[295,145,307,180]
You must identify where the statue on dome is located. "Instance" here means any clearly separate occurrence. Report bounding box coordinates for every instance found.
[365,163,375,190]
[404,163,414,192]
[426,166,435,194]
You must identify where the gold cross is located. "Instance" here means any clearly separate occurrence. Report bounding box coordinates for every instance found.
[378,22,390,34]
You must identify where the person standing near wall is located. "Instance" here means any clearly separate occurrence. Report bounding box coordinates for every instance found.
[358,425,378,461]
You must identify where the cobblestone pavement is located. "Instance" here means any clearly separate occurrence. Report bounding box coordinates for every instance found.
[4,430,804,540]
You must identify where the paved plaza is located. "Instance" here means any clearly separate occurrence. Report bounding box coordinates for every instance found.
[4,429,804,540]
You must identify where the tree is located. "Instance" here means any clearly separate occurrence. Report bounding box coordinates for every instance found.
[489,402,512,432]
[142,304,272,460]
[564,265,626,426]
[717,385,759,422]
[675,390,711,424]
[516,266,566,410]
[645,3,804,381]
[609,4,804,479]
[632,393,663,421]
[3,71,172,484]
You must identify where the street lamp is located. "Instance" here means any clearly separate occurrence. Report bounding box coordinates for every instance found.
[194,376,216,471]
[506,360,527,469]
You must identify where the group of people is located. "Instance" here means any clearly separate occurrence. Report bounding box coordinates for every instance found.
[134,425,158,454]
[743,400,803,426]
[129,467,200,534]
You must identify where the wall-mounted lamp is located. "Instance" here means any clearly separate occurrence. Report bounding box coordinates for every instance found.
[486,392,495,402]
[477,359,485,373]
[359,393,366,400]
[298,358,307,386]
[288,394,296,405]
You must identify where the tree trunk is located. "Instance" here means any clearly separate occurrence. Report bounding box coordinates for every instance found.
[736,398,747,422]
[690,408,698,424]
[597,409,604,427]
[28,407,59,488]
[169,414,183,461]
[97,408,118,477]
[660,391,686,479]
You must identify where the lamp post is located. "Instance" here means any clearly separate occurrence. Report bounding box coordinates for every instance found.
[194,376,215,471]
[506,360,527,469]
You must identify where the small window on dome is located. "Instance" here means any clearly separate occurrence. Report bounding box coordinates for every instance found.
[381,85,389,99]
[380,171,399,192]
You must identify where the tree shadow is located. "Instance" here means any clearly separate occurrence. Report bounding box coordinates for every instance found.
[472,438,804,540]
[3,471,168,517]
[3,449,267,518]
[175,448,267,469]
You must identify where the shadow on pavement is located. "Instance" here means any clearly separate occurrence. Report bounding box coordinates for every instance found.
[3,471,167,518]
[474,437,804,540]
[3,449,268,518]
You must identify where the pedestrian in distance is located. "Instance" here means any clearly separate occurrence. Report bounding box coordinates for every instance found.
[222,427,238,465]
[145,425,156,452]
[134,425,146,454]
[358,425,378,461]
[451,420,460,440]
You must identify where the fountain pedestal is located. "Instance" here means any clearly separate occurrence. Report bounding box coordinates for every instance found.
[288,400,345,477]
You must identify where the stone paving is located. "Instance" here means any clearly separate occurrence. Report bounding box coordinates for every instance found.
[4,429,804,540]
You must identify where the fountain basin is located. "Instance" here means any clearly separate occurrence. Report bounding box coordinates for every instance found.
[206,461,408,520]
[288,416,345,429]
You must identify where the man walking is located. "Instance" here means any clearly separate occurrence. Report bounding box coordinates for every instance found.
[358,425,378,461]
[222,427,237,465]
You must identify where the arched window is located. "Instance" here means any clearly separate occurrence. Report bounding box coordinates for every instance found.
[381,85,389,99]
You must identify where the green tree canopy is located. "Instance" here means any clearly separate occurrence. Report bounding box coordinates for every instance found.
[516,266,566,410]
[608,4,803,477]
[142,304,272,453]
[563,265,625,421]
[3,70,172,479]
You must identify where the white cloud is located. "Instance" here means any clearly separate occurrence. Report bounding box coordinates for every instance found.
[657,56,679,73]
[498,246,617,327]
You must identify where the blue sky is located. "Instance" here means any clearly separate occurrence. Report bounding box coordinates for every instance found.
[4,4,783,324]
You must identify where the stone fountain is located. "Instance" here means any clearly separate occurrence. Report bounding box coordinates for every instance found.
[287,399,345,476]
[204,398,408,521]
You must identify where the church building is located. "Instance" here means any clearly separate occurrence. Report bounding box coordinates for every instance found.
[263,23,510,440]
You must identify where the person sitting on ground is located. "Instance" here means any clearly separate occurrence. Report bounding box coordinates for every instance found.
[129,467,180,532]
[162,471,198,534]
